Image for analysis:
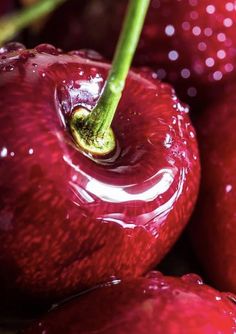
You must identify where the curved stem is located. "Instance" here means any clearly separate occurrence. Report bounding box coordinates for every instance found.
[88,0,150,135]
[71,0,150,155]
[0,0,66,46]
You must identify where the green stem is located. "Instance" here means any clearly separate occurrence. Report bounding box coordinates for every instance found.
[0,0,66,46]
[71,0,150,155]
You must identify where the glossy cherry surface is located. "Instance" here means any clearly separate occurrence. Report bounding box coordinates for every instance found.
[0,44,199,302]
[37,0,236,104]
[190,84,236,293]
[23,271,236,334]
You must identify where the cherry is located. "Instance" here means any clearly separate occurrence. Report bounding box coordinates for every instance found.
[23,272,236,334]
[190,83,236,294]
[0,42,199,303]
[35,0,236,105]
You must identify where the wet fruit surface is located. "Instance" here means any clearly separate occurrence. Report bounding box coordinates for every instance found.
[37,0,236,104]
[0,44,199,302]
[190,84,236,293]
[23,272,236,334]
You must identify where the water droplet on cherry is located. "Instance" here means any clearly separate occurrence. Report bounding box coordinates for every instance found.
[35,44,59,55]
[0,42,26,55]
[181,273,203,285]
[69,49,104,61]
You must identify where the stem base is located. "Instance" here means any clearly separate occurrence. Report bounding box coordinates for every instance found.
[70,108,116,156]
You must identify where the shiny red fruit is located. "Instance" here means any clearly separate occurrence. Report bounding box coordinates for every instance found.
[0,44,199,302]
[23,272,236,334]
[190,84,236,293]
[38,0,236,103]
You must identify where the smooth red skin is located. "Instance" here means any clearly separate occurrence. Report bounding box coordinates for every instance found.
[37,0,236,104]
[23,272,236,334]
[190,85,236,293]
[0,44,199,302]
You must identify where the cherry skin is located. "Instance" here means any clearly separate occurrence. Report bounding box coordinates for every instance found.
[36,0,236,104]
[23,271,236,334]
[0,44,199,303]
[190,84,236,293]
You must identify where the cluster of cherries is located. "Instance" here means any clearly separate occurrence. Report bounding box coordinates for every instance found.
[0,0,236,333]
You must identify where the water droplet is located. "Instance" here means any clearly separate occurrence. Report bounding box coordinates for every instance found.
[206,5,215,14]
[198,42,207,51]
[224,18,233,27]
[35,44,59,55]
[168,50,179,61]
[226,293,236,304]
[225,184,232,193]
[217,33,226,42]
[182,273,203,285]
[217,50,226,59]
[225,2,234,11]
[0,42,25,55]
[146,271,163,279]
[213,71,223,81]
[205,57,215,67]
[204,27,213,36]
[181,68,190,79]
[192,26,201,36]
[69,49,104,61]
[5,65,14,72]
[0,147,8,158]
[55,84,72,126]
[225,63,234,72]
[165,25,175,36]
[190,11,199,20]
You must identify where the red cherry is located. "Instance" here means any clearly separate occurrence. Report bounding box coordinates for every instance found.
[23,272,236,334]
[190,84,236,293]
[37,0,236,104]
[0,44,199,302]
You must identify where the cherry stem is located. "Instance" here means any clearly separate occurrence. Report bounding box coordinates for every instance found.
[0,0,66,46]
[71,0,150,156]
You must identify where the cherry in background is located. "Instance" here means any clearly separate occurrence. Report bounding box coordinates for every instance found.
[190,83,236,294]
[35,0,236,106]
[23,272,236,334]
[0,42,199,303]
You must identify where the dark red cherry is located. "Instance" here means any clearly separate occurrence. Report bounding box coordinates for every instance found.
[36,0,236,104]
[23,272,236,334]
[190,83,236,294]
[0,44,199,303]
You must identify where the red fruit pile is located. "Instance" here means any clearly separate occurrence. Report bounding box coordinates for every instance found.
[0,0,236,333]
[36,0,236,104]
